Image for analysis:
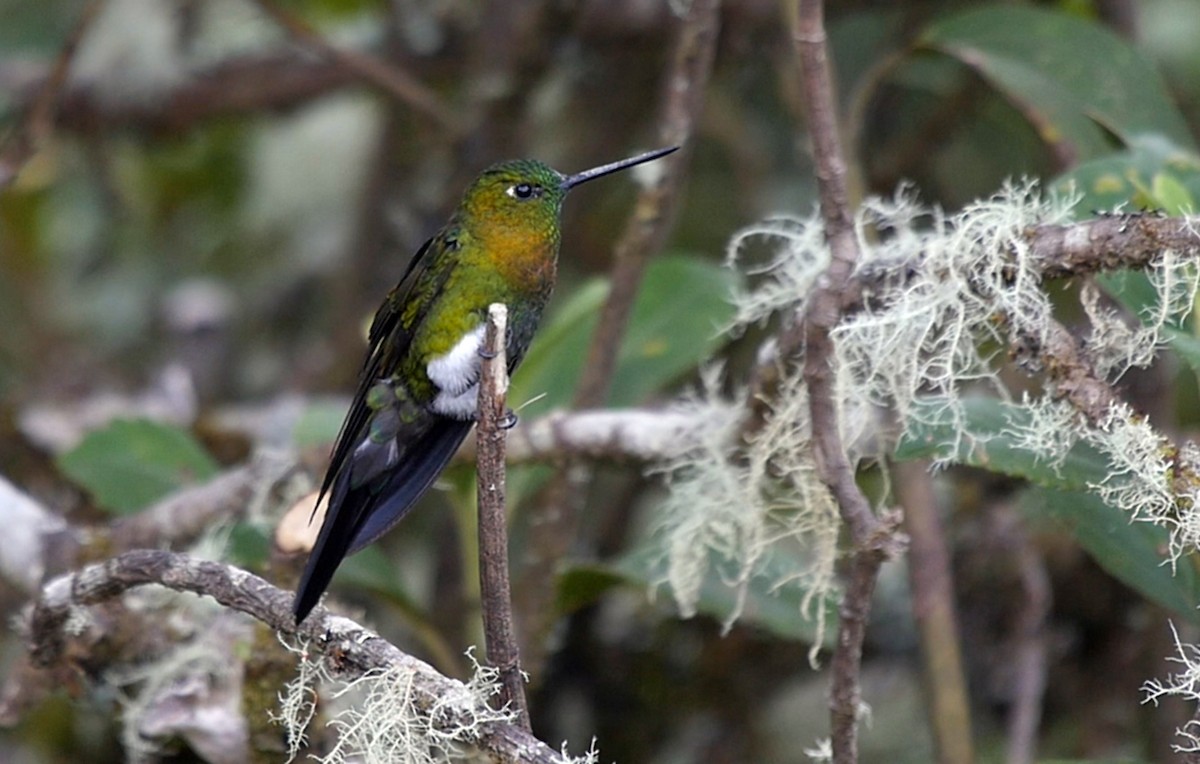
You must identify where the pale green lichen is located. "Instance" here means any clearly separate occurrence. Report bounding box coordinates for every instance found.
[658,182,1200,664]
[1143,622,1200,752]
[655,184,1074,652]
[1002,394,1080,474]
[274,642,596,764]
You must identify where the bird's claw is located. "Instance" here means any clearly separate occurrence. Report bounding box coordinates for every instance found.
[477,346,498,360]
[499,409,518,429]
[475,408,518,429]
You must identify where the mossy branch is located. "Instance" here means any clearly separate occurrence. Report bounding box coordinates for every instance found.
[24,550,572,764]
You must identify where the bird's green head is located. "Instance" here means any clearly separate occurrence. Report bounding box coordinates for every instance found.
[460,159,569,241]
[458,146,680,252]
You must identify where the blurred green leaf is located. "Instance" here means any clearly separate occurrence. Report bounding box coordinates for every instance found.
[226,522,272,567]
[895,397,1109,491]
[557,564,629,615]
[0,0,83,55]
[1053,136,1200,213]
[1151,172,1196,215]
[334,544,411,596]
[509,279,607,412]
[57,419,219,514]
[896,398,1200,623]
[1165,328,1200,378]
[1021,488,1200,623]
[922,5,1193,160]
[511,254,737,414]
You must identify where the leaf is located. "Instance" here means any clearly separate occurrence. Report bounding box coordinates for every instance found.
[1165,328,1200,379]
[507,280,607,412]
[1021,488,1200,623]
[226,522,272,567]
[510,254,737,414]
[896,398,1200,622]
[1053,136,1200,213]
[895,397,1110,492]
[557,564,629,615]
[57,419,220,515]
[1151,171,1196,216]
[921,5,1193,161]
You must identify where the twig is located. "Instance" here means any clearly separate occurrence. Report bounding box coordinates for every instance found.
[572,0,718,409]
[514,0,720,683]
[25,550,566,764]
[0,457,297,596]
[893,460,974,764]
[476,304,530,730]
[992,506,1050,764]
[1011,317,1119,427]
[30,54,358,133]
[0,0,104,188]
[1028,213,1200,279]
[789,1,903,762]
[250,0,462,134]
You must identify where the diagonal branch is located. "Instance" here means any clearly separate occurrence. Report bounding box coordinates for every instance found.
[572,0,719,409]
[26,550,566,764]
[250,0,462,134]
[0,0,104,188]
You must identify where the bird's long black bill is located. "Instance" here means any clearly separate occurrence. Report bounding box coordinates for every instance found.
[560,145,680,190]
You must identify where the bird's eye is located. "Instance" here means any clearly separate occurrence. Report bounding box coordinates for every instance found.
[507,183,538,200]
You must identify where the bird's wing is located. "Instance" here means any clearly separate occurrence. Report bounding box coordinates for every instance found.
[295,231,467,622]
[316,233,456,505]
[293,417,473,622]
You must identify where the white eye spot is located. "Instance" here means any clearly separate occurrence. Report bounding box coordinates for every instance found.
[506,183,537,200]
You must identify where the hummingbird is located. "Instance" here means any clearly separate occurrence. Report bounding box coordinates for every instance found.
[293,145,679,623]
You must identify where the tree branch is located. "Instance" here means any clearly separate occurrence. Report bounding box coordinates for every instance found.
[893,460,974,764]
[250,0,462,134]
[24,54,358,134]
[26,550,567,764]
[0,0,103,188]
[790,1,903,761]
[1,456,298,595]
[456,408,710,465]
[514,0,721,683]
[476,304,530,730]
[109,455,299,552]
[1029,213,1200,278]
[572,0,718,408]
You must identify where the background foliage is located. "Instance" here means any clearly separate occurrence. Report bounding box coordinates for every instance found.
[5,0,1200,761]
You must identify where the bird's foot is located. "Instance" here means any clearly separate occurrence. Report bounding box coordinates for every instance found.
[477,346,498,360]
[475,408,518,429]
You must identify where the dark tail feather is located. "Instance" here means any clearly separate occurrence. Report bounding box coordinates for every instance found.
[292,419,474,623]
[292,467,356,624]
[347,420,473,554]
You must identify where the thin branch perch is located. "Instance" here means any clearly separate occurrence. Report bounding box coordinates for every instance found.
[476,304,530,730]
